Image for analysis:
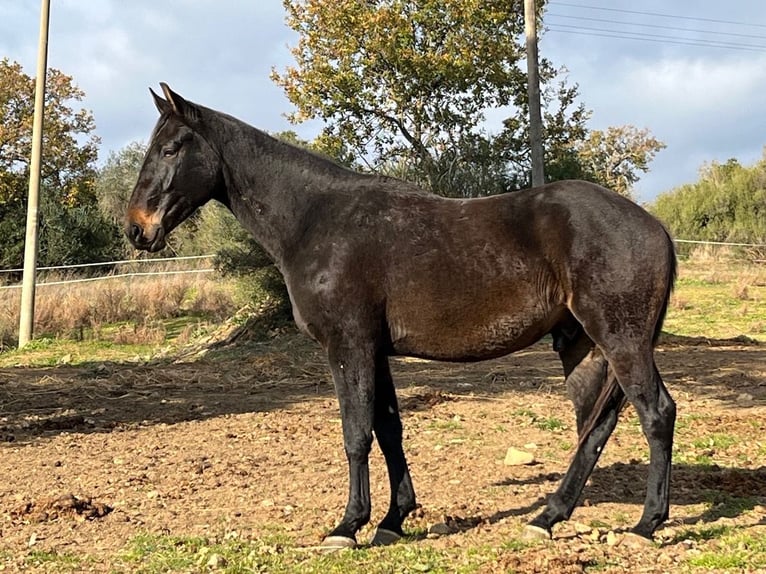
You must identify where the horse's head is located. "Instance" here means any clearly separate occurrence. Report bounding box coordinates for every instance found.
[125,83,223,252]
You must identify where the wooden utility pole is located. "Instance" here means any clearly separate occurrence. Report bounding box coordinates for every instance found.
[18,0,51,348]
[524,0,545,187]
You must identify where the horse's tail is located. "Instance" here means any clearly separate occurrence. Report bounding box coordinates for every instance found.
[652,225,678,346]
[576,226,676,450]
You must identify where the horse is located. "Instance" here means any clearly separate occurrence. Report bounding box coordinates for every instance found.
[126,83,677,549]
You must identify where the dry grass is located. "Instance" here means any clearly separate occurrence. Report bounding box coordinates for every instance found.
[0,270,239,350]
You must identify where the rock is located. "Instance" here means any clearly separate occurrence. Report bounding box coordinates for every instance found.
[504,447,535,466]
[428,522,453,536]
[573,522,591,535]
[736,393,754,406]
[620,532,654,548]
[206,553,227,568]
[606,531,619,546]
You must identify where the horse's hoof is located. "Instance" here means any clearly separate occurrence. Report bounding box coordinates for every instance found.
[321,535,357,550]
[370,528,402,546]
[522,524,551,541]
[621,531,653,548]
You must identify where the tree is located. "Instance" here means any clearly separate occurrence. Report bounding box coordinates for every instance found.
[274,1,667,198]
[0,59,99,208]
[651,155,766,247]
[573,126,666,199]
[96,141,147,227]
[274,0,592,196]
[0,59,116,268]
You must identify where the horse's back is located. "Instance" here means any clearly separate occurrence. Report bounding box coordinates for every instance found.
[378,180,674,359]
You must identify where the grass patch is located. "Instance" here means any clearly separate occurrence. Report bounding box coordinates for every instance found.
[115,532,506,574]
[686,530,766,570]
[665,260,766,342]
[25,549,82,570]
[427,417,464,432]
[535,416,567,432]
[668,524,733,544]
[692,433,738,451]
[701,491,759,520]
[0,315,223,368]
[0,268,239,350]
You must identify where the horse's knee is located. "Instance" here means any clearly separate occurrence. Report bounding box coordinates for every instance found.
[344,433,373,461]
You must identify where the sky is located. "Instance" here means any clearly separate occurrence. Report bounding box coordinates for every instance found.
[1,0,765,203]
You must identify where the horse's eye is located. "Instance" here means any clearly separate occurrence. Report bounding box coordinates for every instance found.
[162,147,177,158]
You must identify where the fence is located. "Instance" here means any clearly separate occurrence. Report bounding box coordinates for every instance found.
[0,255,217,290]
[1,237,766,291]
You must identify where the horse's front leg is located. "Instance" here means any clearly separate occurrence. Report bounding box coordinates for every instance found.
[370,353,416,545]
[322,340,377,548]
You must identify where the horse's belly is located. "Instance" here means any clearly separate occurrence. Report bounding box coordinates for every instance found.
[388,309,555,362]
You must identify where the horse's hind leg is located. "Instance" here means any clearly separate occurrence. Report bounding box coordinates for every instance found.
[526,330,624,537]
[606,354,675,538]
[554,323,608,435]
[370,354,416,545]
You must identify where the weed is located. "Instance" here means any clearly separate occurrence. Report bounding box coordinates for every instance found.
[116,532,501,574]
[25,549,81,569]
[686,530,766,570]
[692,433,737,451]
[535,417,567,432]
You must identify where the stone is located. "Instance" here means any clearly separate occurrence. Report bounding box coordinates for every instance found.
[504,447,535,466]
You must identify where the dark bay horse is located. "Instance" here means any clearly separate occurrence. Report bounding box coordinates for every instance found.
[126,84,677,548]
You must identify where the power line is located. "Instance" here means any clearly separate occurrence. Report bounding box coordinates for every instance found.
[546,26,766,53]
[547,1,766,29]
[547,23,766,51]
[547,13,766,41]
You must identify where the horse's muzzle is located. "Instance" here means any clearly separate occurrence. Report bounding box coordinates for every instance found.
[125,222,166,252]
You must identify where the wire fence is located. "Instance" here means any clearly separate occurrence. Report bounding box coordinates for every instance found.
[0,254,217,290]
[1,237,765,291]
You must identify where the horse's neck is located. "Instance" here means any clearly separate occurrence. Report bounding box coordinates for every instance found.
[213,121,353,268]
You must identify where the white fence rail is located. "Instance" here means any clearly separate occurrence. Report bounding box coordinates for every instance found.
[1,238,765,291]
[0,255,217,291]
[674,239,766,248]
[0,254,215,275]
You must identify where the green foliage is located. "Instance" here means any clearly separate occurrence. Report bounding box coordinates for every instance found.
[274,0,596,196]
[0,58,123,269]
[96,141,147,226]
[651,156,766,246]
[38,193,124,267]
[571,125,666,199]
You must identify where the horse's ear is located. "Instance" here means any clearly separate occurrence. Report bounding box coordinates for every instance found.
[150,87,171,115]
[159,82,200,123]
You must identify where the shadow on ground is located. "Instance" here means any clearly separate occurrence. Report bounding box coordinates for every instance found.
[0,331,763,443]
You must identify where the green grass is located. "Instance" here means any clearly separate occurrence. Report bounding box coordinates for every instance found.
[535,416,567,432]
[668,524,733,544]
[691,433,738,451]
[113,532,509,574]
[24,549,82,570]
[664,265,766,342]
[700,491,759,520]
[0,316,219,368]
[426,417,464,432]
[686,530,766,570]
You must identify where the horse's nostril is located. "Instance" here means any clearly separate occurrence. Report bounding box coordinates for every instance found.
[129,223,143,242]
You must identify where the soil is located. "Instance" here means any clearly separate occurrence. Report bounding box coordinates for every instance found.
[1,332,765,572]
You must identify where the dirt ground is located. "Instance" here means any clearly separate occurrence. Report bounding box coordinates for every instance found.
[0,332,765,572]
